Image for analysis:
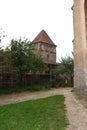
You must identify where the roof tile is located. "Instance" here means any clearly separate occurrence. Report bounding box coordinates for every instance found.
[32,30,56,46]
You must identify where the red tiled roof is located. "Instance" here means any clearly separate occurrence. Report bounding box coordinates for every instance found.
[32,30,56,46]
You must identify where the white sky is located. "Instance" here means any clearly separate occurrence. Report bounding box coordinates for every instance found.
[0,0,73,62]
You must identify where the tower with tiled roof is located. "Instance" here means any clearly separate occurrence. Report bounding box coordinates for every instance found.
[32,30,57,64]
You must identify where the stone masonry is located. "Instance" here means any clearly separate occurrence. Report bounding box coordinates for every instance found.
[73,0,87,93]
[32,30,57,64]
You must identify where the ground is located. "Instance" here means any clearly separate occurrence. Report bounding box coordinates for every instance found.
[0,88,87,130]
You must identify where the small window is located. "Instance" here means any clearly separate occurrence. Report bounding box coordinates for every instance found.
[40,45,44,51]
[47,54,49,59]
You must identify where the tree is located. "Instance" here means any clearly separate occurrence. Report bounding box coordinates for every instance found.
[9,38,34,85]
[0,48,17,87]
[61,56,73,76]
[32,55,47,74]
[53,55,74,85]
[9,38,46,85]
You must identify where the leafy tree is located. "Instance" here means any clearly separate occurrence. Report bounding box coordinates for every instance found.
[9,38,46,85]
[53,55,74,85]
[0,48,17,87]
[31,55,47,84]
[0,49,12,73]
[61,56,73,76]
[9,38,34,84]
[32,55,47,74]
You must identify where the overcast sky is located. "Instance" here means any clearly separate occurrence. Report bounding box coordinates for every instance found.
[0,0,73,62]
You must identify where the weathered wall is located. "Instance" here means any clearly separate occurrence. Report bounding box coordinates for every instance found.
[34,43,56,63]
[73,0,87,93]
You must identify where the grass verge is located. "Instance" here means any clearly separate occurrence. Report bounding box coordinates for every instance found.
[0,95,68,130]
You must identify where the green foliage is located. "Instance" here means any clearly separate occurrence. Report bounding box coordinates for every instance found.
[0,84,51,95]
[0,95,68,130]
[31,55,47,74]
[61,56,74,76]
[0,49,18,87]
[53,55,74,86]
[53,56,73,75]
[10,38,34,73]
[0,38,47,87]
[9,38,46,85]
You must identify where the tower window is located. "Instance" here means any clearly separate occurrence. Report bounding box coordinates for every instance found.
[47,54,49,59]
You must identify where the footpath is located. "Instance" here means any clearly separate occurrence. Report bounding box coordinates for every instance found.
[0,88,87,130]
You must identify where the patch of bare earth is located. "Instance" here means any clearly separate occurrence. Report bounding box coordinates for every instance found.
[0,88,87,130]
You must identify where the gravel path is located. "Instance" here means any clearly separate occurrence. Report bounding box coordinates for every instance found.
[0,88,87,130]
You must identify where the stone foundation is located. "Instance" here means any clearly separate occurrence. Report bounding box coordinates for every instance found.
[74,67,87,94]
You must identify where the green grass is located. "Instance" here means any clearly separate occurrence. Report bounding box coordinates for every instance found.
[0,95,68,130]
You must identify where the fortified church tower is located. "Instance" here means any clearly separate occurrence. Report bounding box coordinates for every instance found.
[32,30,57,64]
[32,30,57,74]
[73,0,87,93]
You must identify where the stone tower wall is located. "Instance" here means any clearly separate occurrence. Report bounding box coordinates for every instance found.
[33,43,56,63]
[73,0,87,93]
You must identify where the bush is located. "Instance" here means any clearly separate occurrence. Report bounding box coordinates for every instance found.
[0,80,73,95]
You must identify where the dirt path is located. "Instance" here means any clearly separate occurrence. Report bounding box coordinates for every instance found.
[0,88,87,130]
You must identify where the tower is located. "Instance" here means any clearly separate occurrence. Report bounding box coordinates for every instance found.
[32,29,57,74]
[32,30,57,64]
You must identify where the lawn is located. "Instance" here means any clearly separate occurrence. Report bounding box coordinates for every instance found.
[0,95,69,130]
